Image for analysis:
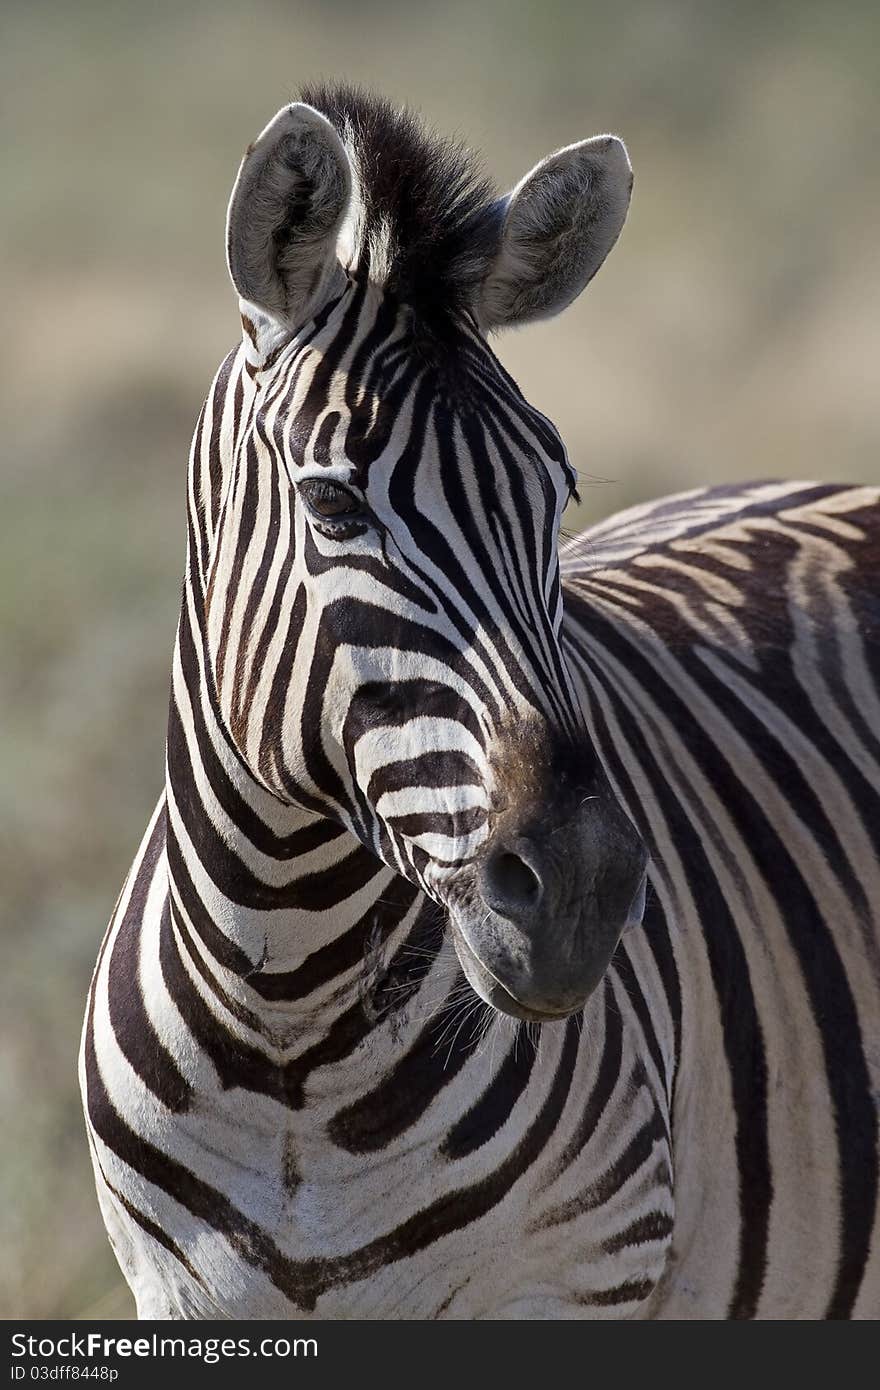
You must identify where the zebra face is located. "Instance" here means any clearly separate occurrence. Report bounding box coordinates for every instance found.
[214,92,647,1021]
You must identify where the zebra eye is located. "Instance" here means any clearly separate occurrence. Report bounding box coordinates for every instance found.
[298,478,363,521]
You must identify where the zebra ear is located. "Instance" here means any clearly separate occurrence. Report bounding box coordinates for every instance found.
[476,136,632,332]
[226,103,353,332]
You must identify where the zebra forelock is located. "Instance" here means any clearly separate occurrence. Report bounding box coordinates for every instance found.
[300,82,501,329]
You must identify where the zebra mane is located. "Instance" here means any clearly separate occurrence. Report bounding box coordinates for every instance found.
[300,82,501,329]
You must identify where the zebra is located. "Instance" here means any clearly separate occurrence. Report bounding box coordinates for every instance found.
[80,84,880,1320]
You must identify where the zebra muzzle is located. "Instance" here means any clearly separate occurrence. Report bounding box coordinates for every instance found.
[450,797,648,1021]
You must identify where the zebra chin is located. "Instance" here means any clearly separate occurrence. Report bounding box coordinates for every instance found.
[449,920,584,1022]
[448,889,644,1023]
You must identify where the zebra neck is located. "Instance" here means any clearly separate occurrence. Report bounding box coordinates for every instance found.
[164,614,436,1043]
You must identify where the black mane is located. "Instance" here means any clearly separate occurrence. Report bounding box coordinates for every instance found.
[301,83,501,327]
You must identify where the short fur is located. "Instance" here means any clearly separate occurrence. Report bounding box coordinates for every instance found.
[82,85,880,1320]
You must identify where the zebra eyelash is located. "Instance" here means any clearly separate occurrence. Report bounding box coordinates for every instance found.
[296,476,372,533]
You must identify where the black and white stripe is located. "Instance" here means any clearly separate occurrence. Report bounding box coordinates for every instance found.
[80,87,879,1319]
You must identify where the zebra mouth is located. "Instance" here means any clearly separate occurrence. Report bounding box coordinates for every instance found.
[448,867,648,1023]
[449,921,576,1023]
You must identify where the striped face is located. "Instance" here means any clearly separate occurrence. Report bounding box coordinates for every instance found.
[211,94,646,1020]
[205,281,647,1020]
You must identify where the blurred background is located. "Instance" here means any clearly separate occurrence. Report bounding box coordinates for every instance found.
[2,0,878,1318]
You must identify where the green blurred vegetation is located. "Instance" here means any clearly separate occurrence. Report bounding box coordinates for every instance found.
[1,0,878,1319]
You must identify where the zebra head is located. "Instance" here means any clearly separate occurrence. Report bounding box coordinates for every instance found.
[212,87,647,1023]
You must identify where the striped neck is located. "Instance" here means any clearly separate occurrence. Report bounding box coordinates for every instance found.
[166,580,441,1028]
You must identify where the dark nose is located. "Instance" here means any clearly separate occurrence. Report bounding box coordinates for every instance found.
[462,795,648,1020]
[482,839,544,918]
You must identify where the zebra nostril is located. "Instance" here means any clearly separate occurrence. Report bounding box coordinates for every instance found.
[483,846,543,917]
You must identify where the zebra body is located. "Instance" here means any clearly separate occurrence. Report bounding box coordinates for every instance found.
[80,87,880,1319]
